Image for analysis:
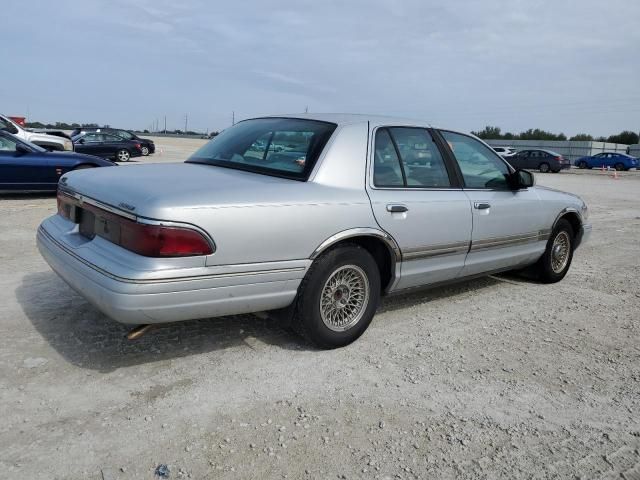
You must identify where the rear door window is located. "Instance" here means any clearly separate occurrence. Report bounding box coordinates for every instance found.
[373,127,452,188]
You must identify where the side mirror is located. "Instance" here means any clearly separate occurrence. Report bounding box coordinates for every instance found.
[511,169,534,189]
[77,138,85,144]
[15,144,31,156]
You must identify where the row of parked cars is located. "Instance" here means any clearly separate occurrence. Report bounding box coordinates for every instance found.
[0,114,159,192]
[493,147,639,172]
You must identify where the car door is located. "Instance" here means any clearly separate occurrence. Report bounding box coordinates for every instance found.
[508,151,527,170]
[437,130,548,276]
[366,126,472,290]
[74,132,105,157]
[102,134,122,158]
[0,135,51,190]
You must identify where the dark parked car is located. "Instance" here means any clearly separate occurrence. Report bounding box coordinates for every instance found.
[70,128,155,156]
[72,132,143,162]
[574,152,638,171]
[0,131,115,192]
[508,149,571,173]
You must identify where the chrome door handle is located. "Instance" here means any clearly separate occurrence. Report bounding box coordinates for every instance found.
[474,202,491,210]
[386,204,408,213]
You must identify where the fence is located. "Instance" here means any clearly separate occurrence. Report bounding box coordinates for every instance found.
[485,140,633,163]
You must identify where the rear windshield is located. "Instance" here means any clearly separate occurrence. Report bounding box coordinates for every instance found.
[187,118,337,180]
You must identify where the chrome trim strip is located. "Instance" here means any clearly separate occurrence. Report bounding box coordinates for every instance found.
[551,207,583,231]
[402,241,469,260]
[39,226,301,285]
[470,230,549,252]
[59,188,137,220]
[310,228,401,261]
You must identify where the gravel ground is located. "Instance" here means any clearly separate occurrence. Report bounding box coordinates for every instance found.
[1,138,639,479]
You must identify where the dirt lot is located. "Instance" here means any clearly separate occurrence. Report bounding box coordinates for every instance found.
[1,137,639,479]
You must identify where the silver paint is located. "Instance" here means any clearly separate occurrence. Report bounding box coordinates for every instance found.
[38,114,591,326]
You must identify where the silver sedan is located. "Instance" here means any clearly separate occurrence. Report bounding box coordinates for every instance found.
[37,114,591,348]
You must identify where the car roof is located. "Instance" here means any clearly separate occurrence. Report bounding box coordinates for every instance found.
[256,113,435,129]
[520,148,561,155]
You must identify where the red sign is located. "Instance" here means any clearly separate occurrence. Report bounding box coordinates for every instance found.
[9,116,26,126]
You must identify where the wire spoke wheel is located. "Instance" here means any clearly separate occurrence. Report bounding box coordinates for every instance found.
[551,231,571,273]
[320,265,370,332]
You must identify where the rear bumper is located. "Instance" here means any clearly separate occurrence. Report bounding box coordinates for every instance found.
[37,218,305,325]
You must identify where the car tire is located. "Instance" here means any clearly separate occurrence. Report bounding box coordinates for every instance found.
[141,146,150,156]
[534,218,574,284]
[116,149,131,162]
[614,163,625,171]
[293,244,381,349]
[539,162,550,173]
[578,161,587,169]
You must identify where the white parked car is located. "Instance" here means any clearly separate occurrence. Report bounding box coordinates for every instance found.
[492,146,517,157]
[38,114,591,348]
[0,114,72,151]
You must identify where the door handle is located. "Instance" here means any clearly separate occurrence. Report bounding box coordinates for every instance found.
[386,204,408,213]
[474,202,491,210]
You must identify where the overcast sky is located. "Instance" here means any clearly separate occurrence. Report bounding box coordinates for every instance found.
[2,0,639,136]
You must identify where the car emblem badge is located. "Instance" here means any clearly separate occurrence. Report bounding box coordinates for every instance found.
[119,202,136,212]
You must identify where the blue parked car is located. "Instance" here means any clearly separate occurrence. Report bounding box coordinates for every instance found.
[0,130,116,193]
[574,152,638,171]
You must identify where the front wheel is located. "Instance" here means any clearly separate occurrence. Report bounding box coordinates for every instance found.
[539,162,550,173]
[534,219,574,283]
[141,146,150,156]
[294,244,381,349]
[116,149,131,162]
[614,163,625,171]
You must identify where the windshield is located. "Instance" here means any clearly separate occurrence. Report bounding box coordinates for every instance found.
[187,117,337,180]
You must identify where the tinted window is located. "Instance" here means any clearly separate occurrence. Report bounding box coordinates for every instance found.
[0,135,18,151]
[83,133,102,142]
[440,130,510,189]
[104,134,123,142]
[388,127,451,187]
[117,130,134,140]
[373,129,404,187]
[188,118,336,180]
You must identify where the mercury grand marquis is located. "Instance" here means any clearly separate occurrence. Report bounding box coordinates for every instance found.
[37,114,592,348]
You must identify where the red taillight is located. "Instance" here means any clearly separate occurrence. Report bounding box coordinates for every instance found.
[56,191,213,257]
[57,191,73,220]
[555,156,563,161]
[119,220,213,257]
[134,143,141,149]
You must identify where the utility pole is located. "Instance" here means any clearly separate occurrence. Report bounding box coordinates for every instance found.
[184,114,188,133]
[232,111,235,126]
[304,106,308,113]
[164,116,166,133]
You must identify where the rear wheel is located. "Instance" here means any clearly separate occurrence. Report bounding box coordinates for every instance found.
[116,149,131,162]
[539,162,550,173]
[293,244,380,349]
[578,161,587,169]
[534,218,574,283]
[614,163,625,171]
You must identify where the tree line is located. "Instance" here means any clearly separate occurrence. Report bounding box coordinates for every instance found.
[471,126,640,145]
[24,121,213,137]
